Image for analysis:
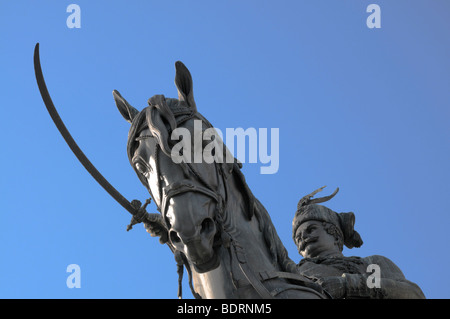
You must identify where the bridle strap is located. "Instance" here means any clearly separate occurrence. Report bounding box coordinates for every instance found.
[161,180,223,220]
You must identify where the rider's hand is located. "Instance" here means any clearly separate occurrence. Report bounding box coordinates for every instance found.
[143,213,169,244]
[316,276,347,299]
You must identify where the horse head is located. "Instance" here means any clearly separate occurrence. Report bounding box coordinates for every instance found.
[113,61,237,273]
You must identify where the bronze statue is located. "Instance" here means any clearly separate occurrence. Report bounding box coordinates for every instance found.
[292,186,426,299]
[34,43,425,299]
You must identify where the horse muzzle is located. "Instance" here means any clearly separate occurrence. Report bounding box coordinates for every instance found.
[190,250,220,273]
[169,216,220,273]
[180,235,220,273]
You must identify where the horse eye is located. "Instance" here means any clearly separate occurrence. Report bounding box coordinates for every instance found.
[135,163,144,173]
[135,162,150,177]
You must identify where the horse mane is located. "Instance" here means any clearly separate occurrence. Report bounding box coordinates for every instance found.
[245,185,298,273]
[127,98,192,164]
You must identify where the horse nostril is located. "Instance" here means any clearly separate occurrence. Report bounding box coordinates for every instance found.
[170,230,182,244]
[200,218,215,236]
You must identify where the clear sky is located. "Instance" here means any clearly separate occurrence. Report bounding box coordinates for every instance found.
[1,0,449,299]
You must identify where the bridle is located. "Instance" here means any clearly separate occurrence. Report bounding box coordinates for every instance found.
[161,179,225,230]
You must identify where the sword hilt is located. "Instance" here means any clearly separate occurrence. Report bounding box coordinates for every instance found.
[126,198,152,231]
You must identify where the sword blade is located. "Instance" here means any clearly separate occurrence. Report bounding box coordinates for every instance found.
[33,43,137,217]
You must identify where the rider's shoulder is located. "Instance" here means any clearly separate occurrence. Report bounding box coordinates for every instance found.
[362,255,406,278]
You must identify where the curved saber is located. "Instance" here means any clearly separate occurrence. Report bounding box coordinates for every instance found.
[33,44,193,296]
[33,43,139,218]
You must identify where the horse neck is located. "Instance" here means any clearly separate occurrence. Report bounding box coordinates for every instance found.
[221,175,286,274]
[187,171,298,299]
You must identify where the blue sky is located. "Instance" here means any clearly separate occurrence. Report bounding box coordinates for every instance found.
[1,1,449,299]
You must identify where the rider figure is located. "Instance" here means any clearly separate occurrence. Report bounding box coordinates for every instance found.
[292,187,426,299]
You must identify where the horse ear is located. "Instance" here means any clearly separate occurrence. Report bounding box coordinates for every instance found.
[174,61,197,112]
[113,90,139,124]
